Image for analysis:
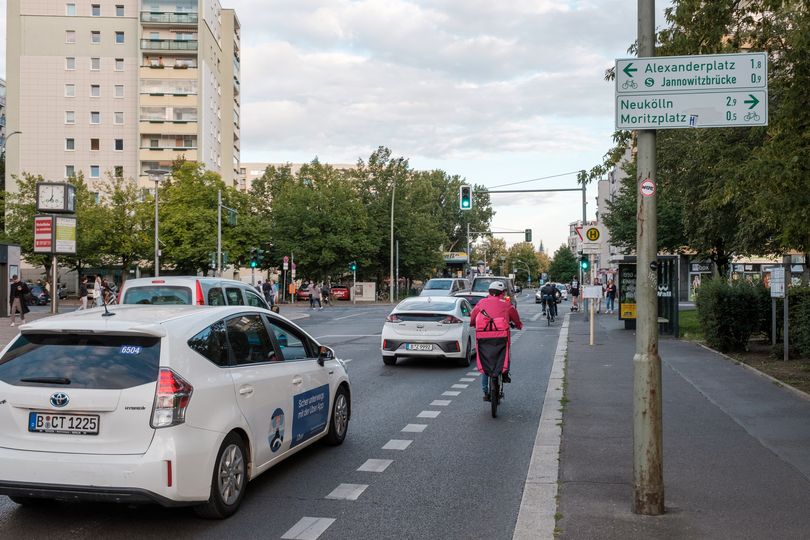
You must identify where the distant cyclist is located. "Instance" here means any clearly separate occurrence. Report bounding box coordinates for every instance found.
[570,278,581,311]
[470,281,523,401]
[540,281,557,319]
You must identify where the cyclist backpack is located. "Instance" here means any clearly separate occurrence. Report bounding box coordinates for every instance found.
[475,309,510,376]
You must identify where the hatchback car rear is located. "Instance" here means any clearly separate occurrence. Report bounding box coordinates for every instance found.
[381,296,474,367]
[120,277,269,309]
[0,305,350,518]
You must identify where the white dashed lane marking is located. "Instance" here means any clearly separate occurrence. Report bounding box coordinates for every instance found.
[281,517,336,540]
[443,391,461,396]
[451,384,469,389]
[402,424,427,432]
[357,459,393,473]
[466,371,480,376]
[431,400,451,406]
[382,439,413,450]
[459,377,476,382]
[325,484,368,501]
[417,410,441,418]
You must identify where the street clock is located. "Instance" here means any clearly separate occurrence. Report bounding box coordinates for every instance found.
[36,182,76,214]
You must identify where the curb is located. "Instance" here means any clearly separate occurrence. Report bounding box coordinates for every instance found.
[512,314,568,540]
[696,343,810,402]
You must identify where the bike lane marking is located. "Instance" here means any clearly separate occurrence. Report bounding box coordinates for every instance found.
[325,484,368,501]
[357,459,393,473]
[281,517,336,540]
[382,439,413,450]
[417,410,441,418]
[442,391,461,396]
[402,424,427,433]
[451,384,469,389]
[459,377,476,382]
[430,400,451,406]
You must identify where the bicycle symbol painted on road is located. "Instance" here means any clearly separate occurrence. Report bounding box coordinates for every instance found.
[621,80,638,90]
[744,111,761,122]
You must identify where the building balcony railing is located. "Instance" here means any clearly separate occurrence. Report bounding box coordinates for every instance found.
[141,39,198,52]
[141,12,198,25]
[140,145,197,151]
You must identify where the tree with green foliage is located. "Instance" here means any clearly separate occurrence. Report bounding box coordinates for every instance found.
[507,242,540,286]
[548,244,578,284]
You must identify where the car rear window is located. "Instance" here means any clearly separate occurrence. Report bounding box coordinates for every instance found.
[0,334,161,389]
[456,294,484,306]
[398,301,456,312]
[123,286,192,305]
[424,279,452,290]
[472,278,510,292]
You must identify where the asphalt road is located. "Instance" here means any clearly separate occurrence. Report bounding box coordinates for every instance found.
[0,291,563,539]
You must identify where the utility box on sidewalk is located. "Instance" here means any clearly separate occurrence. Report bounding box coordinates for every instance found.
[0,244,22,318]
[616,256,679,336]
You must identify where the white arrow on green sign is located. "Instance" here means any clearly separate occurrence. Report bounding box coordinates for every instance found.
[616,52,767,94]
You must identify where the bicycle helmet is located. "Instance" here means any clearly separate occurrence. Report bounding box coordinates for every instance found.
[488,281,505,294]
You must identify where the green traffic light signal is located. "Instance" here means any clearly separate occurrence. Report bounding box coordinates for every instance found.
[350,261,357,272]
[580,257,590,270]
[459,185,472,210]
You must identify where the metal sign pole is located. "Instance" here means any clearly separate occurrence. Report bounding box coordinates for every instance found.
[51,254,58,314]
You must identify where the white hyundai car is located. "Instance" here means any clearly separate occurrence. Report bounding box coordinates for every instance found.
[0,305,350,518]
[381,296,475,367]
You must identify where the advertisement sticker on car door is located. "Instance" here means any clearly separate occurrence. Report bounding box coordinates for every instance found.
[291,384,330,447]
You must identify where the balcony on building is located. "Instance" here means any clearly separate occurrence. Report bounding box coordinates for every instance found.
[140,11,198,25]
[141,39,198,52]
[143,55,198,70]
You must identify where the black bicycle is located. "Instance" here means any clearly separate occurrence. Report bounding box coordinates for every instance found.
[489,373,504,418]
[542,295,556,325]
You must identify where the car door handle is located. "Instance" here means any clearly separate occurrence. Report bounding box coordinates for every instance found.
[238,385,254,396]
[292,376,303,386]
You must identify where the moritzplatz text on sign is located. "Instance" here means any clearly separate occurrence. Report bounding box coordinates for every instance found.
[615,52,768,130]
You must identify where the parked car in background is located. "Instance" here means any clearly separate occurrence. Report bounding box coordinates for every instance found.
[555,283,569,301]
[119,277,269,310]
[330,285,351,301]
[419,278,470,297]
[381,296,475,367]
[25,285,50,306]
[470,275,517,308]
[296,287,312,302]
[452,291,487,307]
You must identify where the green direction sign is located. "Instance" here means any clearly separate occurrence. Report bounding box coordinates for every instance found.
[616,52,767,94]
[616,90,767,130]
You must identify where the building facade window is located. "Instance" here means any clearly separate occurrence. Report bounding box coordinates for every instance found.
[114,139,124,151]
[65,111,75,124]
[65,138,75,151]
[114,112,124,124]
[66,4,76,16]
[65,165,75,178]
[91,4,101,16]
[116,5,124,16]
[90,111,100,124]
[66,31,76,44]
[115,58,124,71]
[115,32,125,44]
[90,165,100,178]
[90,138,100,150]
[114,85,124,98]
[114,166,124,178]
[91,31,101,44]
[66,57,76,70]
[91,58,100,70]
[90,84,100,97]
[64,84,75,97]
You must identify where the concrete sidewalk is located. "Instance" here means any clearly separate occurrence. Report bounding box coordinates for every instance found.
[557,313,810,539]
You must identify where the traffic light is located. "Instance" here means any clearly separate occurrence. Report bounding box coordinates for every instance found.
[349,261,357,272]
[256,248,265,265]
[579,256,590,271]
[249,248,258,268]
[525,229,532,242]
[459,185,472,210]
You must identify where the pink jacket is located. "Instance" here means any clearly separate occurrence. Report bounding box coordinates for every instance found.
[470,295,523,331]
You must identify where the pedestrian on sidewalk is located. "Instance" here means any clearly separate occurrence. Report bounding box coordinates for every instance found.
[308,281,322,310]
[9,275,30,326]
[93,276,103,307]
[77,276,89,310]
[605,279,617,314]
[262,280,273,306]
[593,278,603,313]
[320,282,330,307]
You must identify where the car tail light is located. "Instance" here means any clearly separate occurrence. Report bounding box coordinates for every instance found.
[441,315,463,324]
[151,368,193,428]
[386,314,401,323]
[151,280,166,284]
[195,280,204,305]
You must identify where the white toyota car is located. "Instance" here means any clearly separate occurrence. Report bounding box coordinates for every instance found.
[0,305,350,518]
[381,296,475,367]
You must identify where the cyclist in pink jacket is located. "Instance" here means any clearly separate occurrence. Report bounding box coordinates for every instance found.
[469,281,523,401]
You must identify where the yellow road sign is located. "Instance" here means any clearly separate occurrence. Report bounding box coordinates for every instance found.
[586,227,600,242]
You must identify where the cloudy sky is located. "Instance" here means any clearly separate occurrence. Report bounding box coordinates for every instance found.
[0,1,670,256]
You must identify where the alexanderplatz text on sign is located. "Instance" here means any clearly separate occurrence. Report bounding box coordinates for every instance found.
[615,52,768,130]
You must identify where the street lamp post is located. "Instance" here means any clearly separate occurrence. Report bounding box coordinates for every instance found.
[146,169,170,277]
[390,181,396,302]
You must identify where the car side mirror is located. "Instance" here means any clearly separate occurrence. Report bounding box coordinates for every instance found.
[318,345,334,366]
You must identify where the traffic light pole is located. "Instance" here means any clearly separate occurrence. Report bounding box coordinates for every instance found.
[633,0,665,516]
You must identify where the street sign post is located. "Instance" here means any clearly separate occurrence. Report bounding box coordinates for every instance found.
[616,52,768,130]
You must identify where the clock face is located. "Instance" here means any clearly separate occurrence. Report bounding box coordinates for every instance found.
[38,184,66,211]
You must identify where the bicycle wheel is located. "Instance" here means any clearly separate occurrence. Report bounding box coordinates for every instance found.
[490,376,499,418]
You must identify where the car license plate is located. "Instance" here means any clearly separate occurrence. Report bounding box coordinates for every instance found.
[406,343,433,351]
[28,412,99,435]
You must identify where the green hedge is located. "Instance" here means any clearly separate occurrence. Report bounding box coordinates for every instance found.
[695,278,761,352]
[770,288,810,359]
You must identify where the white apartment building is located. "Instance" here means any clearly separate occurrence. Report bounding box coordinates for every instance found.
[0,78,7,153]
[4,0,240,193]
[238,162,358,192]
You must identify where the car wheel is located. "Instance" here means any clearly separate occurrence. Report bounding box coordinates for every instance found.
[324,385,350,446]
[383,355,397,366]
[458,339,472,367]
[9,496,53,506]
[194,433,248,519]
